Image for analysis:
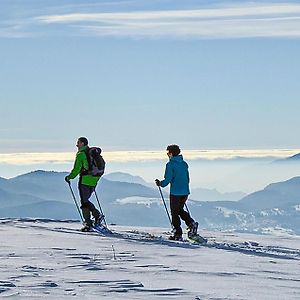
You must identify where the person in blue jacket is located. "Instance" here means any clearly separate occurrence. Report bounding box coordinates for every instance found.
[155,144,198,240]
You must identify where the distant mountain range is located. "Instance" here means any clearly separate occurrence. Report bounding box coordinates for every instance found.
[106,172,246,201]
[0,170,159,219]
[274,152,300,163]
[191,176,300,235]
[190,188,246,202]
[103,172,151,186]
[0,170,299,235]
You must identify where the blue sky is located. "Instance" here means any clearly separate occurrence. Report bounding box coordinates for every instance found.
[1,0,300,153]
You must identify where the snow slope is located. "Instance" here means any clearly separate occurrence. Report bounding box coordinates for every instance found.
[0,219,299,299]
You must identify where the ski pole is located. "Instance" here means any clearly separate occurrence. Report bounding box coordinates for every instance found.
[157,186,174,229]
[67,182,83,222]
[94,190,108,228]
[184,203,191,215]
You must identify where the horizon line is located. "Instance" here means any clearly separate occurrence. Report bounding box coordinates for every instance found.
[0,148,299,165]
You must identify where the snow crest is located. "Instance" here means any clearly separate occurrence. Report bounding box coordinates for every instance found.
[0,219,299,299]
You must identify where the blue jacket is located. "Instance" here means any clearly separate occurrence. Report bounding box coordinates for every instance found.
[160,155,190,196]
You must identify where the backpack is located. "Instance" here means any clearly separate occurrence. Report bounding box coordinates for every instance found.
[84,147,105,177]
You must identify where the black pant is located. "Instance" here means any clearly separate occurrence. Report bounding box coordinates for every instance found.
[170,194,194,236]
[78,183,100,226]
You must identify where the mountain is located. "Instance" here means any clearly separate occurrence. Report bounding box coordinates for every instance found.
[200,177,300,234]
[175,177,300,234]
[0,170,160,220]
[0,170,158,203]
[0,171,299,235]
[239,176,300,210]
[1,201,77,219]
[103,172,151,186]
[190,187,246,202]
[0,170,69,202]
[286,153,300,161]
[97,179,159,202]
[0,176,8,183]
[0,187,47,208]
[274,152,300,163]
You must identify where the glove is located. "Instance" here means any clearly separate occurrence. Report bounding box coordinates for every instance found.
[155,179,161,186]
[65,176,70,183]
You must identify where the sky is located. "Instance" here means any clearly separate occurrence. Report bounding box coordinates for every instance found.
[1,0,300,180]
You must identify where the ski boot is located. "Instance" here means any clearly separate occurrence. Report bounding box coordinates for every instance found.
[169,234,183,241]
[81,223,92,232]
[188,221,198,239]
[94,214,105,227]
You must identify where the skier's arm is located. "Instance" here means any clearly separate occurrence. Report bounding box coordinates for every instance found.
[160,162,173,187]
[67,152,85,180]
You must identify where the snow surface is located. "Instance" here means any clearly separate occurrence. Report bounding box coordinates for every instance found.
[0,219,299,299]
[215,207,246,219]
[116,196,161,206]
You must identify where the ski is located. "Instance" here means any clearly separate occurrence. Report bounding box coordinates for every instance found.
[187,234,208,244]
[79,222,112,235]
[80,224,207,246]
[92,223,112,235]
[125,229,208,246]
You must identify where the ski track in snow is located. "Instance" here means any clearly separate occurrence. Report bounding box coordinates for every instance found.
[0,218,299,299]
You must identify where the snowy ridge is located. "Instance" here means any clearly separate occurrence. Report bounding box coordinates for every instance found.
[1,219,299,261]
[0,219,299,299]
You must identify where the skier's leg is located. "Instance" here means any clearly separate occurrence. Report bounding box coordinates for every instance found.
[79,184,95,227]
[177,196,199,236]
[170,195,183,236]
[178,195,194,227]
[81,204,92,226]
[88,202,100,219]
[85,187,100,219]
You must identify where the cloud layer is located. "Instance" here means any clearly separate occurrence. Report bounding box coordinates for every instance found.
[0,149,299,165]
[34,3,300,38]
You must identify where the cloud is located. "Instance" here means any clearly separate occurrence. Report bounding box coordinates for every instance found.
[0,153,74,166]
[0,24,35,38]
[34,3,300,38]
[0,149,299,165]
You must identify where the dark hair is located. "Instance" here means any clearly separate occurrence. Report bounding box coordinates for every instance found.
[166,144,180,156]
[78,137,89,146]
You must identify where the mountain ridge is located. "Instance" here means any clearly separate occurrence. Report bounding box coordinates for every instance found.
[0,170,299,234]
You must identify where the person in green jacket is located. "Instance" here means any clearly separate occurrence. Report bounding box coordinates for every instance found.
[65,137,103,231]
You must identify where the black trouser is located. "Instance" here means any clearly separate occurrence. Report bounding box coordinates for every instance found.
[170,194,194,236]
[78,183,100,226]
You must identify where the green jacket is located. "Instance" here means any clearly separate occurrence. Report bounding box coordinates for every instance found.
[66,145,100,187]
